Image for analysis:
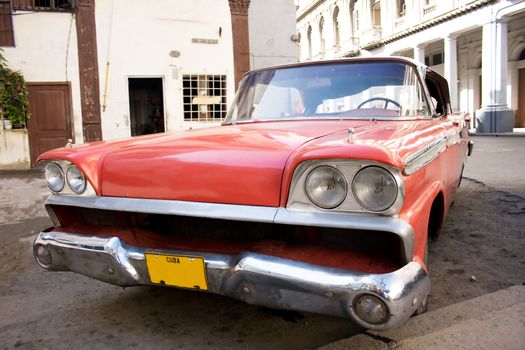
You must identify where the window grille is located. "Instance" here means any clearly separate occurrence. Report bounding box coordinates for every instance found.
[182,74,227,122]
[12,0,74,12]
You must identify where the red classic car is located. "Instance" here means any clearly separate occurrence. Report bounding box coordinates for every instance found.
[33,57,472,330]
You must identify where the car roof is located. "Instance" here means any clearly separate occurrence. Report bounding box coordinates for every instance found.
[246,56,428,75]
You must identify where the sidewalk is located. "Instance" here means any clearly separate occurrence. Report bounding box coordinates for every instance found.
[469,128,525,136]
[318,285,525,350]
[463,135,525,198]
[0,170,48,225]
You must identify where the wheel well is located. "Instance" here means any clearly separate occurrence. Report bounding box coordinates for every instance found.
[428,192,445,241]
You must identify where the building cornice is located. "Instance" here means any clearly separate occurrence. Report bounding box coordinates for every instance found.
[297,0,327,22]
[355,0,497,54]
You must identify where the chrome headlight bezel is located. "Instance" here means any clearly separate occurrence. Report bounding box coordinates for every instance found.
[66,165,87,194]
[287,160,404,215]
[40,160,96,197]
[44,162,65,193]
[351,165,398,213]
[304,165,347,209]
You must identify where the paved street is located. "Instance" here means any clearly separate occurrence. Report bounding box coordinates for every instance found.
[464,136,525,198]
[0,135,524,350]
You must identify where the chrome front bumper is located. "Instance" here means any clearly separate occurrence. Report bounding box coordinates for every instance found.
[34,230,430,330]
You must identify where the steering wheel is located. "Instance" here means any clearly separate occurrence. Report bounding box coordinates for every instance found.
[357,97,401,109]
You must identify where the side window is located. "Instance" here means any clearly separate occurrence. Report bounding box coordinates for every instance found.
[416,80,431,117]
[425,77,446,116]
[397,66,431,117]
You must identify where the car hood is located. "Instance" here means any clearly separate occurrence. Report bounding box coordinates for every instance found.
[39,119,447,206]
[99,122,353,206]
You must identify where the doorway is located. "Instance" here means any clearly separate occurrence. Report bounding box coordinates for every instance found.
[518,68,525,128]
[27,83,73,166]
[128,78,165,136]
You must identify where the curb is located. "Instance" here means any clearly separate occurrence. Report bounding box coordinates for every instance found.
[0,168,43,175]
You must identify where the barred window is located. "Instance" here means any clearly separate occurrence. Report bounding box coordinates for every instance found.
[13,0,74,11]
[182,74,227,122]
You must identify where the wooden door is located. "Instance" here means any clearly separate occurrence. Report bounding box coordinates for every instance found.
[27,83,73,166]
[518,68,525,128]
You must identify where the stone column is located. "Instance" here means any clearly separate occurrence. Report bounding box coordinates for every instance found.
[229,0,251,89]
[476,19,513,132]
[414,45,425,64]
[444,35,458,112]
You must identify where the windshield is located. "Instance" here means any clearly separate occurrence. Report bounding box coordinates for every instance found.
[224,61,432,124]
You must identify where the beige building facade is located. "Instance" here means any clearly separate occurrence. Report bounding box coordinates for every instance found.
[296,0,525,133]
[0,0,297,169]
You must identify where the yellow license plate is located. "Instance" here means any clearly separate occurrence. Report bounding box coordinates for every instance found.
[145,253,208,291]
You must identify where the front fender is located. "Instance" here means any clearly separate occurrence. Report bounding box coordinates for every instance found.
[400,176,445,270]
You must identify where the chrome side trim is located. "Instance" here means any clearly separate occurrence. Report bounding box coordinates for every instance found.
[275,208,414,262]
[45,195,278,224]
[404,127,464,176]
[34,231,430,330]
[403,137,447,175]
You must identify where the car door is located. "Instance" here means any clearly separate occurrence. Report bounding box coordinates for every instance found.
[425,70,468,194]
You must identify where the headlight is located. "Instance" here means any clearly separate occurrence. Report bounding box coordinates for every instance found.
[66,165,87,194]
[304,166,347,209]
[352,166,398,212]
[44,162,64,192]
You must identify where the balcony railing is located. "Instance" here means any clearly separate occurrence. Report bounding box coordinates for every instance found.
[423,4,437,15]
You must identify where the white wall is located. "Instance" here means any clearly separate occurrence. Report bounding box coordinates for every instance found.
[248,0,298,69]
[2,11,83,143]
[95,0,236,139]
[0,129,30,170]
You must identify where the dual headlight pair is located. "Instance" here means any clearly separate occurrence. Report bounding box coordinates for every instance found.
[305,165,398,212]
[44,160,396,211]
[44,163,87,194]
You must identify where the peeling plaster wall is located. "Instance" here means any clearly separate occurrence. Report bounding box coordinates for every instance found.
[0,130,30,170]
